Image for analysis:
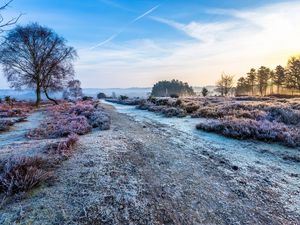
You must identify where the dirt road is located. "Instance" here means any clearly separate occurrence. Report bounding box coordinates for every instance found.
[0,104,299,224]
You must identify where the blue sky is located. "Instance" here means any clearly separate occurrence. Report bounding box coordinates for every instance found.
[1,0,300,88]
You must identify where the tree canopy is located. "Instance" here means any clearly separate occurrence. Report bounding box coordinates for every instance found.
[0,23,77,106]
[151,79,195,97]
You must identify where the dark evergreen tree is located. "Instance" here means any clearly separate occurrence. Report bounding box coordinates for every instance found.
[151,79,195,97]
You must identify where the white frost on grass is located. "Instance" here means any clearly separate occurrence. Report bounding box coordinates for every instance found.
[105,100,300,212]
[0,112,44,147]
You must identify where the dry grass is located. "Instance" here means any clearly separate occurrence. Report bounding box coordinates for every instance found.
[46,133,79,158]
[0,156,53,196]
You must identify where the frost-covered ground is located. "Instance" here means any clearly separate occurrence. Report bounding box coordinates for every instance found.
[0,112,43,147]
[105,101,300,213]
[0,101,299,224]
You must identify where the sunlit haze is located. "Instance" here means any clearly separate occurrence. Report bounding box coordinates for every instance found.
[0,0,300,88]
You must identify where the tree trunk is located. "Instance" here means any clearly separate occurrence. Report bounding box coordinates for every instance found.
[44,89,58,105]
[36,86,41,107]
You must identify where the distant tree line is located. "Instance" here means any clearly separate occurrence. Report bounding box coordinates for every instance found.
[236,56,300,96]
[151,79,195,97]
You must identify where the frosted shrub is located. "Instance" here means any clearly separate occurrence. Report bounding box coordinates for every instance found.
[0,120,14,132]
[89,110,111,130]
[69,102,95,118]
[47,133,79,157]
[28,115,92,139]
[196,118,300,147]
[0,101,34,118]
[266,107,300,125]
[183,103,199,113]
[161,107,187,118]
[0,156,52,195]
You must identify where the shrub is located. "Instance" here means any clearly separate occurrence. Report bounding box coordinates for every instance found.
[69,102,95,118]
[0,120,14,132]
[170,94,179,98]
[0,156,52,195]
[0,101,32,118]
[82,96,93,101]
[266,107,300,125]
[175,99,182,106]
[28,115,92,139]
[97,92,106,99]
[183,103,200,114]
[161,107,187,118]
[89,111,111,130]
[155,98,169,106]
[28,100,111,139]
[119,95,129,100]
[47,133,79,157]
[196,118,300,147]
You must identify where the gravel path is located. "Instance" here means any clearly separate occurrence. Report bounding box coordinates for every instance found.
[0,104,299,224]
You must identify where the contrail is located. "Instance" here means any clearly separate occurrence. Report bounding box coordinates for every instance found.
[132,4,160,23]
[90,4,160,49]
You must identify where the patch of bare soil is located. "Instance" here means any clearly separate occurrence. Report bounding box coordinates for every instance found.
[0,104,299,224]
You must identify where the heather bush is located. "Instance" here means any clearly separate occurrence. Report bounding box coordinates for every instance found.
[155,98,169,106]
[135,99,148,110]
[266,107,300,125]
[28,100,111,139]
[183,103,199,114]
[82,96,93,101]
[196,118,300,147]
[68,102,95,118]
[28,114,91,139]
[0,102,32,118]
[89,111,111,130]
[161,107,187,118]
[0,120,14,132]
[0,156,52,195]
[47,133,79,157]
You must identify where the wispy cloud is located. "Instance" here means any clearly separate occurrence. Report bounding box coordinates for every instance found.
[90,4,160,49]
[77,1,300,88]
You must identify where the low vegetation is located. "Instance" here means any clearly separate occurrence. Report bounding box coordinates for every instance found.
[0,100,35,133]
[46,133,79,158]
[28,101,110,139]
[0,98,111,199]
[0,156,53,196]
[192,97,300,147]
[112,96,300,146]
[197,118,299,147]
[0,120,14,132]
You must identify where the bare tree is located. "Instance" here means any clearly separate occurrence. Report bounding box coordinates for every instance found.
[0,23,77,106]
[0,0,21,34]
[216,73,234,96]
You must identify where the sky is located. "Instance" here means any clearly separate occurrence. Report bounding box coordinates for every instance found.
[0,0,300,88]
